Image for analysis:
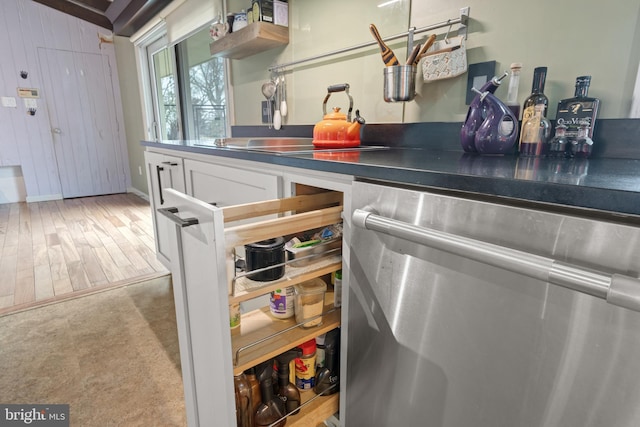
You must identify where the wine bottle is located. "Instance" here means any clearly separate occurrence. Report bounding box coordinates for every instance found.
[519,66,549,155]
[519,103,551,157]
[555,75,599,139]
[521,66,549,121]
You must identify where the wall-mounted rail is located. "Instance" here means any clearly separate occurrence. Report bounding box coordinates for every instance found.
[268,7,469,72]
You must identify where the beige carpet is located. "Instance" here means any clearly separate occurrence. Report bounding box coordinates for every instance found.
[0,275,187,426]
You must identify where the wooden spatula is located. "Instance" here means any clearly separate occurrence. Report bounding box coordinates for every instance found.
[370,24,399,66]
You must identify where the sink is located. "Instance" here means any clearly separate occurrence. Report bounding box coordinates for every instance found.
[194,137,388,155]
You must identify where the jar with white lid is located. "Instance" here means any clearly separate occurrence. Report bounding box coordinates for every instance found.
[294,278,327,328]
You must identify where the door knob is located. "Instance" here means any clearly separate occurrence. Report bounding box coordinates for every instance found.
[52,128,62,134]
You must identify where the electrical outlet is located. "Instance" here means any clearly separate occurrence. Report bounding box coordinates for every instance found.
[138,166,142,175]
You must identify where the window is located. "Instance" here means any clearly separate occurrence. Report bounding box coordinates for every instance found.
[147,37,180,140]
[176,27,228,140]
[145,25,229,142]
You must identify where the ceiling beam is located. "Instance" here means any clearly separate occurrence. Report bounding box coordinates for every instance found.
[32,0,113,30]
[78,0,113,12]
[109,0,173,37]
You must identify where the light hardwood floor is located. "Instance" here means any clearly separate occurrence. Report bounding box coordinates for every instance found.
[0,193,168,314]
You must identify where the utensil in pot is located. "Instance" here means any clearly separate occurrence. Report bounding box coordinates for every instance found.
[369,23,399,66]
[406,43,422,66]
[414,34,437,64]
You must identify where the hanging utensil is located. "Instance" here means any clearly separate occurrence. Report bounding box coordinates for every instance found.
[369,24,399,66]
[280,73,288,118]
[261,79,276,128]
[273,75,282,130]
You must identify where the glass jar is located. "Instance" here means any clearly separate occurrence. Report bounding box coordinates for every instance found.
[294,278,327,328]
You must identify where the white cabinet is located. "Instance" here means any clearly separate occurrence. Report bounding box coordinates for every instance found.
[144,151,186,267]
[160,186,345,427]
[183,158,280,208]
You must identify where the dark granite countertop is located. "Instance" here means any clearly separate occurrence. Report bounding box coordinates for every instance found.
[142,138,640,218]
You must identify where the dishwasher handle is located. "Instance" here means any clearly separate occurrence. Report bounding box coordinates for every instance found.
[353,209,640,313]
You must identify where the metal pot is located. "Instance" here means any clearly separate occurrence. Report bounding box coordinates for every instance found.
[244,237,285,281]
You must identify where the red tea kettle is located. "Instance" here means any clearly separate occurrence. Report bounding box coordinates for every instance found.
[313,84,365,149]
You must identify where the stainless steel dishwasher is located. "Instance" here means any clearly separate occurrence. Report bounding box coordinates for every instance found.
[345,180,640,427]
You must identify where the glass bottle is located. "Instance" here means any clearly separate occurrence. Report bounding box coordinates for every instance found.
[505,62,523,119]
[245,368,262,418]
[520,66,548,127]
[547,123,569,158]
[570,120,594,158]
[556,75,600,139]
[255,377,286,427]
[234,373,254,427]
[519,103,551,157]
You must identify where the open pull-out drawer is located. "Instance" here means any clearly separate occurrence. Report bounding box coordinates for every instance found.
[223,191,343,303]
[222,191,343,369]
[160,188,342,427]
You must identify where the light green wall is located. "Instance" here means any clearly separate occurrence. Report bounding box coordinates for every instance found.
[114,36,149,195]
[229,0,640,125]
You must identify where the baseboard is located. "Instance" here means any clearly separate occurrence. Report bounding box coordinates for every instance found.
[127,187,149,201]
[26,193,63,203]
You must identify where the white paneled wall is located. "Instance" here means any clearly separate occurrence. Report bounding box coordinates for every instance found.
[0,0,129,202]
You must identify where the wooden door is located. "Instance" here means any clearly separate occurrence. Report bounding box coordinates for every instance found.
[38,48,127,198]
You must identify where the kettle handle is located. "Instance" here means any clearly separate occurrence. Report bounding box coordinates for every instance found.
[322,83,353,121]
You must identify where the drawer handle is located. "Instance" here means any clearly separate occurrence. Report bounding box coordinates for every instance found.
[161,161,179,166]
[157,207,199,228]
[156,165,165,205]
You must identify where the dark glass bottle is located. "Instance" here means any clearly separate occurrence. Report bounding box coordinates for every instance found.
[255,377,286,427]
[547,123,570,158]
[245,368,262,418]
[570,120,594,158]
[555,75,599,139]
[276,350,302,416]
[521,66,549,120]
[234,373,254,427]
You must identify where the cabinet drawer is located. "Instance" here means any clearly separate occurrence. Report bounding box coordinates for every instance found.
[163,187,343,427]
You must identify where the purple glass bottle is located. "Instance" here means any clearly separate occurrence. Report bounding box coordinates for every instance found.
[460,72,508,152]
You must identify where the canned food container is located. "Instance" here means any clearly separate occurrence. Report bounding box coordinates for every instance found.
[294,278,327,328]
[244,237,285,281]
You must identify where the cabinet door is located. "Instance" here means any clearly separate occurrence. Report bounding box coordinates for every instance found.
[161,188,235,427]
[145,151,186,267]
[184,159,280,208]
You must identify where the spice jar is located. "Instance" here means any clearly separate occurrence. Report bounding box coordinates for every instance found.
[295,339,317,391]
[294,278,327,328]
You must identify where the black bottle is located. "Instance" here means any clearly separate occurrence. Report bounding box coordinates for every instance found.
[276,349,303,415]
[255,360,286,427]
[314,328,340,396]
[556,75,600,139]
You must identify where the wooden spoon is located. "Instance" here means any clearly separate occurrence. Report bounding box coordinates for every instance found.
[369,24,399,66]
[414,34,438,65]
